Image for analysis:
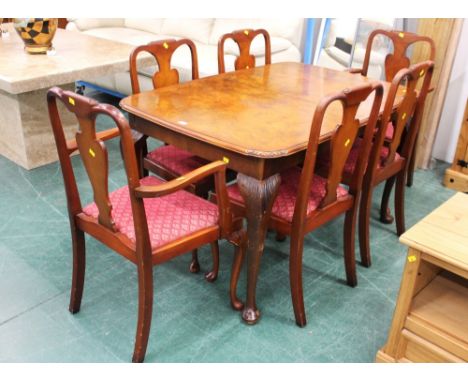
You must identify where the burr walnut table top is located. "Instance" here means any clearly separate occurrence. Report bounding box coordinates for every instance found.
[0,23,152,94]
[120,62,392,159]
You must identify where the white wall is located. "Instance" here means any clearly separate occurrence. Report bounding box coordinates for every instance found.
[432,19,468,163]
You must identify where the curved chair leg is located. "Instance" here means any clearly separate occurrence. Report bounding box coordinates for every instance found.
[380,176,397,224]
[229,231,247,311]
[344,204,358,287]
[289,233,306,327]
[395,172,406,236]
[359,185,373,268]
[406,146,416,187]
[275,232,287,242]
[189,249,200,273]
[205,241,219,282]
[69,227,86,314]
[132,258,154,363]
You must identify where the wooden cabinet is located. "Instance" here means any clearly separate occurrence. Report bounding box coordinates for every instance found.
[376,193,468,363]
[444,99,468,192]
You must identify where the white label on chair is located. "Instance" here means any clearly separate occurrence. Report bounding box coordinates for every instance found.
[178,120,188,126]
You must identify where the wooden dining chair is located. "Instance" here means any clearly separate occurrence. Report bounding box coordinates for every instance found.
[47,86,246,363]
[217,28,271,74]
[129,38,214,274]
[350,29,435,188]
[226,83,383,327]
[356,61,435,267]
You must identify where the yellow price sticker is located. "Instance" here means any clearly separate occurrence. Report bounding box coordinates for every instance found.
[344,138,351,147]
[244,30,249,35]
[398,32,405,38]
[89,148,95,158]
[68,97,75,106]
[222,156,230,164]
[402,112,407,120]
[163,42,169,49]
[419,69,425,77]
[407,255,417,263]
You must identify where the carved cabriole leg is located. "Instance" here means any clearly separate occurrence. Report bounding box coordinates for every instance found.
[395,172,406,236]
[69,226,86,314]
[380,176,396,224]
[189,249,200,273]
[237,173,281,324]
[205,241,219,282]
[132,250,153,363]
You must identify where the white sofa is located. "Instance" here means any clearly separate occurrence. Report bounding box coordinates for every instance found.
[66,18,306,95]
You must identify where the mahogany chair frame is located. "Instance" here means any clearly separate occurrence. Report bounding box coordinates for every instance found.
[47,86,246,362]
[217,28,272,74]
[358,61,435,267]
[350,29,435,187]
[228,83,383,327]
[130,38,214,273]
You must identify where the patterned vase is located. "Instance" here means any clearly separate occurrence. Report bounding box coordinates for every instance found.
[13,18,58,54]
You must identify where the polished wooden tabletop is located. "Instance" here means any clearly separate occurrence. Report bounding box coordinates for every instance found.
[120,62,392,159]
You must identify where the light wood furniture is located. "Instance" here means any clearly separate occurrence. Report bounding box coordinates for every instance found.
[0,23,152,169]
[444,99,468,192]
[413,18,464,170]
[120,62,395,324]
[376,192,468,363]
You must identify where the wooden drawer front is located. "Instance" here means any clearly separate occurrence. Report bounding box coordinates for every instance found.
[402,329,464,362]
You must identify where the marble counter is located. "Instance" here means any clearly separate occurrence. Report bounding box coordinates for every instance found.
[0,23,152,169]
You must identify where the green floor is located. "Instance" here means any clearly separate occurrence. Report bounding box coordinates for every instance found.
[0,108,456,362]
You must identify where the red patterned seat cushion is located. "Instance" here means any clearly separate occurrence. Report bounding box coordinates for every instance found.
[317,137,402,176]
[147,145,207,175]
[82,176,219,250]
[227,167,349,222]
[385,122,394,140]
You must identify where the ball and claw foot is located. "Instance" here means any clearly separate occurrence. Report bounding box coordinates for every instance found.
[242,307,260,325]
[204,271,217,282]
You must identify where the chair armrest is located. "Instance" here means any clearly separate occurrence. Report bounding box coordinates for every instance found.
[66,127,120,155]
[346,68,363,75]
[135,160,227,199]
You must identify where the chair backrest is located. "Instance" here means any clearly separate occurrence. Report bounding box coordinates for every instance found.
[46,87,150,243]
[361,29,435,81]
[129,39,199,93]
[293,83,383,224]
[217,28,272,74]
[370,60,435,172]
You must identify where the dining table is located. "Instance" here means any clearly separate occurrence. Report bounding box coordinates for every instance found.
[120,62,392,325]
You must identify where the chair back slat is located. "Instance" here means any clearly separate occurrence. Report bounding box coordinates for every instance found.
[129,39,199,94]
[293,83,383,224]
[218,29,271,74]
[372,61,434,173]
[47,87,145,235]
[362,29,435,81]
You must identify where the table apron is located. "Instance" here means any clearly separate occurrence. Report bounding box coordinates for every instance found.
[130,114,306,180]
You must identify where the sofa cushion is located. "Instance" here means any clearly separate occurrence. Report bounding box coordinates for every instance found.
[72,18,124,31]
[83,28,177,47]
[124,18,164,34]
[209,18,304,48]
[161,19,214,44]
[223,37,292,57]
